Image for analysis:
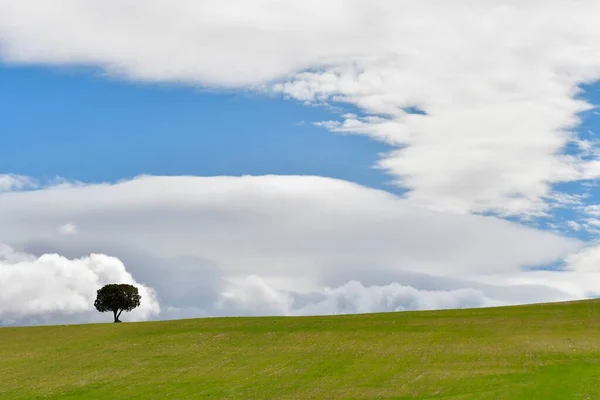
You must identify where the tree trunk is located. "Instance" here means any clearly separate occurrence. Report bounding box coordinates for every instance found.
[113,310,121,323]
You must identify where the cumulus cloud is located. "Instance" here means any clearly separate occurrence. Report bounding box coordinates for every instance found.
[0,244,160,325]
[0,174,37,192]
[216,276,497,316]
[1,1,600,216]
[0,174,589,324]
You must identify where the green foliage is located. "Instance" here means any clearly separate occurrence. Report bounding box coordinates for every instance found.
[93,283,141,323]
[3,300,600,399]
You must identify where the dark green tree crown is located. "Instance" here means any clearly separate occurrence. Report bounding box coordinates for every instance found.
[94,284,142,314]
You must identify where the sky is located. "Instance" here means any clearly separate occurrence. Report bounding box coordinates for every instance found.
[2,0,600,325]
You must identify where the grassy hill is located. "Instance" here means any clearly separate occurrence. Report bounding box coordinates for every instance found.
[2,300,600,399]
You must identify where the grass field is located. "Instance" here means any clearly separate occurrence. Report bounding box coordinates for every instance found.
[2,300,600,399]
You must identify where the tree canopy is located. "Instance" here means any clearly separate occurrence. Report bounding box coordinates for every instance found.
[94,284,141,323]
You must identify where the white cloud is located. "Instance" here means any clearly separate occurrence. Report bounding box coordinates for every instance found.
[0,174,589,324]
[584,204,600,217]
[0,244,160,324]
[564,243,600,274]
[0,174,37,192]
[466,244,600,300]
[216,276,498,316]
[567,221,582,232]
[216,275,295,316]
[58,223,78,235]
[1,1,600,216]
[0,175,579,278]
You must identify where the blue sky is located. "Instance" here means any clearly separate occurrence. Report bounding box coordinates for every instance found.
[1,65,394,192]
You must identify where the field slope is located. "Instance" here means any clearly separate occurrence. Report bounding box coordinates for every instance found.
[2,300,600,399]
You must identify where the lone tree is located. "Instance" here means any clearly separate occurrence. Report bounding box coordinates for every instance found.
[94,284,141,323]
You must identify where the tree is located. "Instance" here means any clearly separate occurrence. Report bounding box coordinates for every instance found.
[94,284,141,323]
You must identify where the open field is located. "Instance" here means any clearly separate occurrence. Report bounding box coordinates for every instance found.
[2,300,600,399]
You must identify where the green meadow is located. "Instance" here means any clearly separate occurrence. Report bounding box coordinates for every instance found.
[2,300,600,399]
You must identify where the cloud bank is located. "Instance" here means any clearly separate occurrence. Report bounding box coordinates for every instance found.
[0,175,592,324]
[216,276,497,316]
